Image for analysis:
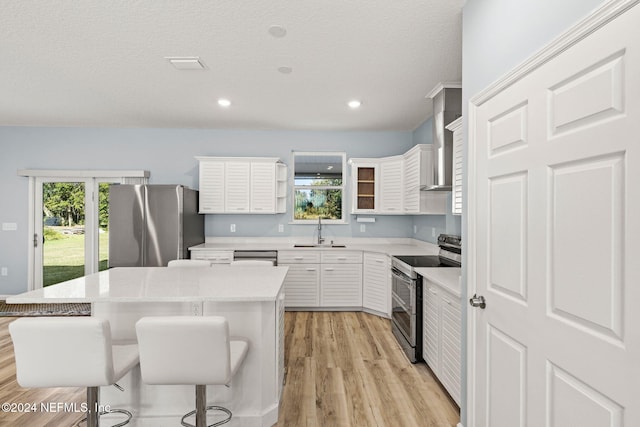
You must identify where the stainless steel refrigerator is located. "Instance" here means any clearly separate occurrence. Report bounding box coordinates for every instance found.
[108,185,204,267]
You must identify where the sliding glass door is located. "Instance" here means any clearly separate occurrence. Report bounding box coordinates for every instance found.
[34,178,118,287]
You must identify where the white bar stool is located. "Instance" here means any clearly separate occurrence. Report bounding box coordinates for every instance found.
[167,259,212,267]
[9,317,139,427]
[135,316,249,427]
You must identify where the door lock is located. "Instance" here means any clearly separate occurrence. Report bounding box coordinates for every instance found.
[469,294,486,309]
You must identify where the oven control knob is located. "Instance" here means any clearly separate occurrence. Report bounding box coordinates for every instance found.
[469,294,486,309]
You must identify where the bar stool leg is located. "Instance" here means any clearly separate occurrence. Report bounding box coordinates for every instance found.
[87,387,99,427]
[196,385,206,427]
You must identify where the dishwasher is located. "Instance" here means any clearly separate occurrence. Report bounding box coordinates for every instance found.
[232,250,278,266]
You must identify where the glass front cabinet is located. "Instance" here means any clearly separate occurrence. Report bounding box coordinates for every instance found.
[350,160,379,213]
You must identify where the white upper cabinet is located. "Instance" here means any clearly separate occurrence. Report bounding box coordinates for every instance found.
[446,117,463,216]
[225,161,251,212]
[402,146,422,213]
[196,157,286,214]
[350,144,447,216]
[198,160,225,213]
[378,157,403,214]
[350,160,379,213]
[250,162,276,213]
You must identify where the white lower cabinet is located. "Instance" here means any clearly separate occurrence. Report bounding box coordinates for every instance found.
[279,250,362,308]
[362,252,390,317]
[422,278,462,406]
[282,264,320,307]
[321,264,362,307]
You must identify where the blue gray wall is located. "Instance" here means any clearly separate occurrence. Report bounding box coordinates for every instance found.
[1,126,438,294]
[460,0,606,424]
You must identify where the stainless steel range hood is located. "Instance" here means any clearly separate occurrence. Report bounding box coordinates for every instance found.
[421,83,462,191]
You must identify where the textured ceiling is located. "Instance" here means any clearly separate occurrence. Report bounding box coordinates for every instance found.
[0,0,463,131]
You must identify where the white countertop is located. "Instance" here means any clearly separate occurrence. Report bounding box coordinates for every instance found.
[6,266,289,304]
[190,238,440,257]
[416,267,462,297]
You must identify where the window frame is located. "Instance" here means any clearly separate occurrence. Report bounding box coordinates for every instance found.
[290,151,348,225]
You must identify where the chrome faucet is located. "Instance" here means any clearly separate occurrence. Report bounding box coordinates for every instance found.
[317,216,325,245]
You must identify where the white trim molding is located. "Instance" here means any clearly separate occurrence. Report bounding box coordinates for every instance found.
[426,81,462,99]
[470,0,640,107]
[17,169,149,178]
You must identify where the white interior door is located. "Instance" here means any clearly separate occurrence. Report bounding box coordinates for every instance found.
[469,4,640,426]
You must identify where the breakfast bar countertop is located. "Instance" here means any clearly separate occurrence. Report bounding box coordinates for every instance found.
[5,266,289,304]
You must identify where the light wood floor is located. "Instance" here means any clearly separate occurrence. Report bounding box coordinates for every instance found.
[277,312,459,427]
[0,312,459,426]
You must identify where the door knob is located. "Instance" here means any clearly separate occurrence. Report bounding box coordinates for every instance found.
[469,294,486,309]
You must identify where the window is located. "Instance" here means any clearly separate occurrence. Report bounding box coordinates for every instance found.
[292,152,346,223]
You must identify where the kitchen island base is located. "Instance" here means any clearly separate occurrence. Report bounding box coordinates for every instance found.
[94,298,285,427]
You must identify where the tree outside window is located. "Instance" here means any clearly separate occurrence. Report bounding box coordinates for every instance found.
[292,152,346,222]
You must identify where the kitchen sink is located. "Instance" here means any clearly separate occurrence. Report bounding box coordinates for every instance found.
[293,244,347,248]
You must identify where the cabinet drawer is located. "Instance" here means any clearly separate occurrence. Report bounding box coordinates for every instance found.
[321,251,363,264]
[278,250,321,264]
[191,250,233,263]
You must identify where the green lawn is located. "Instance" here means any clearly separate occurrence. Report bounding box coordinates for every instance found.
[43,231,109,287]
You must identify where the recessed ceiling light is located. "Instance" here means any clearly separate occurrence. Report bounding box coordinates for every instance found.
[165,57,206,70]
[348,100,362,109]
[218,98,231,107]
[278,66,293,74]
[268,25,287,38]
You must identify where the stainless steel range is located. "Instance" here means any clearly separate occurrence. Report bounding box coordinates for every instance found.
[391,234,461,363]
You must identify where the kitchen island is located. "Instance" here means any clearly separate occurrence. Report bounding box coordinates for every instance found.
[6,266,289,427]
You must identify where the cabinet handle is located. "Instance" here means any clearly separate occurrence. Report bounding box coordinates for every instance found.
[443,298,451,305]
[219,257,230,261]
[294,256,304,260]
[337,257,347,260]
[254,207,263,210]
[324,268,335,271]
[429,288,438,295]
[306,268,317,272]
[375,259,385,263]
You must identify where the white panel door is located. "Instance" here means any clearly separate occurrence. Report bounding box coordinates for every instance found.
[470,5,639,427]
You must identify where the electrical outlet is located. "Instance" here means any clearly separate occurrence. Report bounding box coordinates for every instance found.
[278,224,284,233]
[360,224,366,233]
[230,224,236,233]
[1,267,7,276]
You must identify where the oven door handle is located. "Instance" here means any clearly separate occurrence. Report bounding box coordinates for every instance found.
[391,292,411,313]
[391,268,414,287]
